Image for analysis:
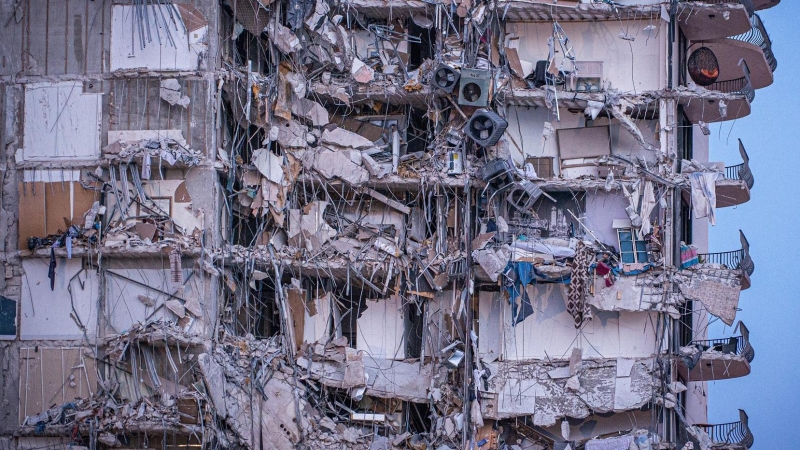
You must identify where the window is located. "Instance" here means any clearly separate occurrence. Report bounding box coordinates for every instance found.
[617,228,648,264]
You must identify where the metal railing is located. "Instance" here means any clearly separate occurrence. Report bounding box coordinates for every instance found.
[697,230,754,276]
[730,14,777,72]
[724,139,755,189]
[696,410,754,448]
[689,322,755,362]
[705,59,756,103]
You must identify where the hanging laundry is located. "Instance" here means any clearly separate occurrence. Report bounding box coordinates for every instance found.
[504,262,535,326]
[48,247,57,291]
[689,172,723,226]
[567,241,593,328]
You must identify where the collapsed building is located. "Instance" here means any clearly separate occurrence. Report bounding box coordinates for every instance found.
[0,0,776,449]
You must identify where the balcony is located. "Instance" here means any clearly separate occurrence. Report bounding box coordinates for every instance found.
[683,12,775,123]
[752,0,779,10]
[717,139,754,208]
[697,230,754,289]
[694,410,754,449]
[678,322,754,381]
[679,1,754,41]
[703,14,776,90]
[683,59,754,123]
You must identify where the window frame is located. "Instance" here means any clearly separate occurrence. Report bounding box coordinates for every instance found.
[617,227,649,264]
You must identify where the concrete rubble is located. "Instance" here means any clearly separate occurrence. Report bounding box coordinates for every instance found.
[0,0,774,449]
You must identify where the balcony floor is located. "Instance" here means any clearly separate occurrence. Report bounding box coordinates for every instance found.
[679,4,752,41]
[683,96,751,123]
[679,353,751,381]
[716,178,751,207]
[705,38,774,90]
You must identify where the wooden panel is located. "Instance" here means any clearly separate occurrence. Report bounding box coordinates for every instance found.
[72,182,98,226]
[18,347,43,424]
[85,0,109,74]
[17,182,46,249]
[19,347,96,424]
[43,183,72,235]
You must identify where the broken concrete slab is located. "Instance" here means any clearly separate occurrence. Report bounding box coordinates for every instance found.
[165,299,186,318]
[291,98,329,127]
[160,79,190,108]
[321,127,375,150]
[313,149,370,185]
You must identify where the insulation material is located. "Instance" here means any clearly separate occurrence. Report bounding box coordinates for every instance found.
[676,267,742,326]
[20,83,102,161]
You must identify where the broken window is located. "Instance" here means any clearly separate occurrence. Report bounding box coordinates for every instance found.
[616,227,648,264]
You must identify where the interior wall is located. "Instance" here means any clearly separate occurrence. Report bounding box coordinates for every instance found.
[104,258,211,336]
[506,19,666,93]
[478,288,664,361]
[21,82,102,161]
[504,107,660,168]
[20,259,99,340]
[356,295,405,360]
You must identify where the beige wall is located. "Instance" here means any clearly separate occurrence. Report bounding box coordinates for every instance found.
[507,19,667,93]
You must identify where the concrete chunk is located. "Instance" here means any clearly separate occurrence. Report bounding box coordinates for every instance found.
[313,149,370,185]
[321,127,375,150]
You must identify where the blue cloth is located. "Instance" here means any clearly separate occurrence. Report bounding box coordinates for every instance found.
[504,262,535,326]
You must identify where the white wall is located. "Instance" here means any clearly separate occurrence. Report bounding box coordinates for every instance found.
[21,82,102,161]
[478,287,664,361]
[20,259,99,340]
[504,108,660,168]
[584,191,631,248]
[357,296,405,360]
[506,19,667,93]
[110,5,207,71]
[104,260,210,335]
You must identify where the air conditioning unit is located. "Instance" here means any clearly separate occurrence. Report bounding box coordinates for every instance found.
[458,68,491,107]
[465,109,508,147]
[432,64,460,93]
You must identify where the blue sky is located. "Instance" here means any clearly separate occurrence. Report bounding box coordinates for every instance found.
[707,3,800,448]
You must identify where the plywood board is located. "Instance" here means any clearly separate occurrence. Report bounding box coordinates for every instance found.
[44,183,72,235]
[17,182,46,249]
[18,347,96,425]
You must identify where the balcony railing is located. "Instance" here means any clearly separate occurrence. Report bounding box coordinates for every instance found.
[697,230,754,276]
[689,322,754,363]
[724,139,755,189]
[730,14,777,72]
[705,59,756,103]
[696,410,754,449]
